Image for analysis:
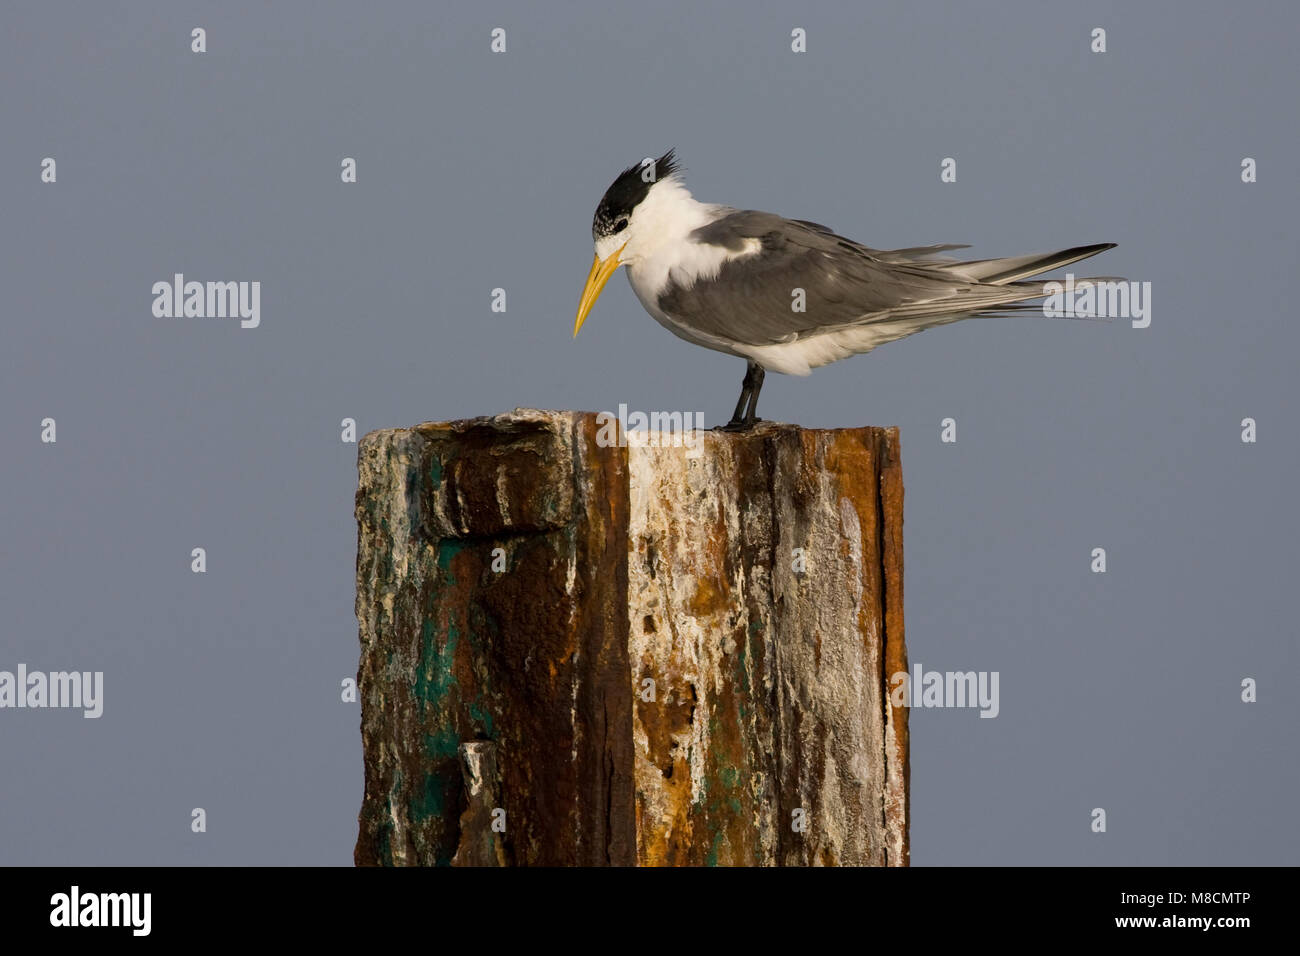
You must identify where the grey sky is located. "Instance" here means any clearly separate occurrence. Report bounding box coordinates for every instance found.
[1,0,1296,865]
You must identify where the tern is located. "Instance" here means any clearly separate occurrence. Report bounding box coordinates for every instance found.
[574,150,1116,429]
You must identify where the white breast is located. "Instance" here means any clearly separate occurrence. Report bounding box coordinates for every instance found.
[620,180,762,355]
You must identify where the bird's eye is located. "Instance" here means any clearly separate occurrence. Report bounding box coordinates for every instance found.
[613,218,629,234]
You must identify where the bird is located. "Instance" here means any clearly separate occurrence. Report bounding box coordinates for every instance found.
[574,150,1116,430]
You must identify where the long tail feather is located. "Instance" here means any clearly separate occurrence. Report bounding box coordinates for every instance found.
[940,242,1117,284]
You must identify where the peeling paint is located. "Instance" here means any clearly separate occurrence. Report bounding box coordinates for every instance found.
[355,412,905,867]
[628,425,907,865]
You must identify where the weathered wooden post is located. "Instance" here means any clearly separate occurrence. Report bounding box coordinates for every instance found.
[353,409,908,866]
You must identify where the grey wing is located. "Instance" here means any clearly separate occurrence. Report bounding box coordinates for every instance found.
[792,217,973,263]
[659,210,1046,347]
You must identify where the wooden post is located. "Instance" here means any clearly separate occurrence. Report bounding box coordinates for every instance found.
[353,409,908,866]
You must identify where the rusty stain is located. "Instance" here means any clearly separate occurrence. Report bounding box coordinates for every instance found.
[356,412,906,866]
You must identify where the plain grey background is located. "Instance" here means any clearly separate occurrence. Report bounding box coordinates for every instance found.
[2,0,1296,866]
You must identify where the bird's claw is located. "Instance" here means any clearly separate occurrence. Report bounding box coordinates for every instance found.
[715,417,764,432]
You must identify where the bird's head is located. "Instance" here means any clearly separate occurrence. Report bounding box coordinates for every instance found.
[574,149,680,337]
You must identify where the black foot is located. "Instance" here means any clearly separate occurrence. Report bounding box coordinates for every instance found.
[715,416,764,432]
[718,361,767,431]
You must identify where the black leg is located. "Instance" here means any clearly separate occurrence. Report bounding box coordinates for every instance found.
[719,362,766,431]
[743,364,765,424]
[727,376,751,426]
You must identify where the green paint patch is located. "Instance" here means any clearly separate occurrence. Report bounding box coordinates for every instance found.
[414,616,459,708]
[429,454,443,489]
[468,695,495,738]
[424,727,461,760]
[436,539,465,572]
[705,829,726,867]
[410,769,449,821]
[431,538,466,592]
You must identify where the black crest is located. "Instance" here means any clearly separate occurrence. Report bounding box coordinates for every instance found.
[592,149,680,239]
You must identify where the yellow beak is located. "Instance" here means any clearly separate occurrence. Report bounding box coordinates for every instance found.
[573,245,626,337]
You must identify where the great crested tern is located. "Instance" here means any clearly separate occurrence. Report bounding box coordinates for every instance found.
[574,150,1116,429]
